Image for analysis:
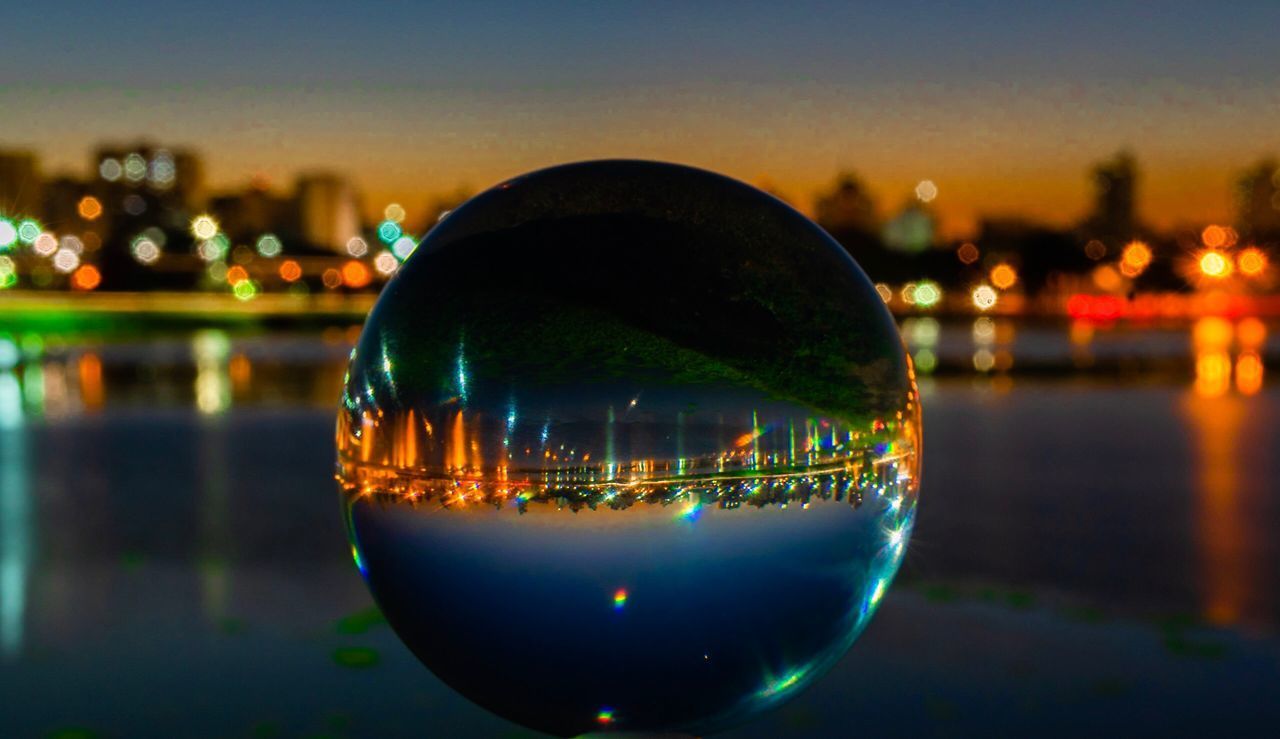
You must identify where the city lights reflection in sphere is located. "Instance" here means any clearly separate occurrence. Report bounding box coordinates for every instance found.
[337,161,921,737]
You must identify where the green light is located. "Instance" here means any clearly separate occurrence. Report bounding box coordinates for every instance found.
[595,708,615,725]
[914,281,942,308]
[377,220,402,244]
[233,279,258,301]
[757,667,808,700]
[16,220,40,245]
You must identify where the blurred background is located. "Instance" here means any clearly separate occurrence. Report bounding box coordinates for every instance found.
[2,1,1279,737]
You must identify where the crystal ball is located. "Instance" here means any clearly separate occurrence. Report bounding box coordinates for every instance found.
[337,160,920,736]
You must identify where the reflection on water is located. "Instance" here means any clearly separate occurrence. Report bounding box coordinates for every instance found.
[0,324,1277,736]
[0,370,31,660]
[1185,316,1270,627]
[1184,393,1251,626]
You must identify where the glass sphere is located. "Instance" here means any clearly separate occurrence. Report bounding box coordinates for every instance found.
[338,160,920,737]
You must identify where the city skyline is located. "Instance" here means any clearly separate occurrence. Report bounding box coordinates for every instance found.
[3,2,1280,238]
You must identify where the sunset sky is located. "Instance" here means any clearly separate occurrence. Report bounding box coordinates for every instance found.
[3,1,1279,237]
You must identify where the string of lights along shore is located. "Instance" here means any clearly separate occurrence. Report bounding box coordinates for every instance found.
[0,144,1278,317]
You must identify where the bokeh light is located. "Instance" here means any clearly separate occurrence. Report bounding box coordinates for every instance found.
[1199,251,1231,278]
[972,284,998,310]
[956,242,979,264]
[914,179,938,203]
[1201,225,1227,248]
[53,248,81,274]
[1091,264,1123,291]
[71,264,102,291]
[341,260,372,289]
[0,219,16,249]
[279,259,303,282]
[346,236,369,257]
[392,236,416,261]
[60,235,84,255]
[123,153,147,182]
[191,215,220,240]
[913,280,942,308]
[1120,240,1152,277]
[374,250,399,275]
[1084,239,1107,260]
[131,236,162,265]
[197,237,229,263]
[150,150,176,188]
[256,234,283,258]
[377,220,402,244]
[1237,247,1267,277]
[33,232,57,257]
[225,265,249,285]
[16,219,40,244]
[0,256,16,287]
[384,203,406,223]
[77,196,103,221]
[322,267,342,289]
[99,158,122,182]
[989,263,1018,290]
[233,279,259,301]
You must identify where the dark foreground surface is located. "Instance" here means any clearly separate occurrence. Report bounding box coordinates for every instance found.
[2,334,1280,737]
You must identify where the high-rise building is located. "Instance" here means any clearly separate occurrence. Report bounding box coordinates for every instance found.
[0,149,43,220]
[1083,151,1138,243]
[295,172,360,252]
[1234,159,1280,242]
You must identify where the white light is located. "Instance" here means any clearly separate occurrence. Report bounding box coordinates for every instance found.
[150,150,176,188]
[33,232,58,257]
[972,284,998,311]
[191,215,219,240]
[392,236,416,260]
[346,236,369,257]
[132,237,161,265]
[123,153,147,182]
[59,235,84,255]
[374,250,398,275]
[99,158,123,182]
[53,248,80,273]
[0,221,15,247]
[915,179,938,203]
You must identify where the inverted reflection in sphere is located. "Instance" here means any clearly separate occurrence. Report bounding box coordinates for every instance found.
[337,160,921,737]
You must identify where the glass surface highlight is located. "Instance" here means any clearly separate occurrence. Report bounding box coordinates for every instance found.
[336,160,921,737]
